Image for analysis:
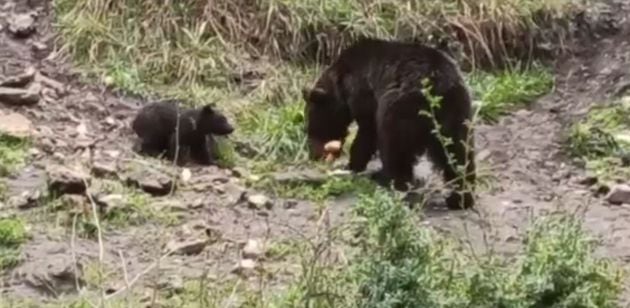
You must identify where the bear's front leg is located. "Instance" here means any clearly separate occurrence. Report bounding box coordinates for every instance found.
[167,133,189,166]
[347,120,377,172]
[190,135,215,166]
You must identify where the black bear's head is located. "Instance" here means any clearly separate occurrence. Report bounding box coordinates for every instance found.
[302,85,351,160]
[198,105,234,136]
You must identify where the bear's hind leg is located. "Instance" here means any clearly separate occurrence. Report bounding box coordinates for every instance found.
[376,122,421,192]
[426,120,475,210]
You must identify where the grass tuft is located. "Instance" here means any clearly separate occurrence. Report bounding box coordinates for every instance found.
[0,218,28,270]
[468,64,555,122]
[0,134,30,177]
[568,98,630,181]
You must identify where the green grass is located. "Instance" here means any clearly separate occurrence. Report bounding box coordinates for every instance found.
[568,98,630,181]
[252,173,378,203]
[53,0,564,178]
[468,64,555,123]
[0,134,30,177]
[0,218,28,270]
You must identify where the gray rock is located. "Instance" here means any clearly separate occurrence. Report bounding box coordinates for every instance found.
[605,184,630,205]
[165,238,207,255]
[16,254,85,297]
[8,13,36,38]
[46,165,90,196]
[125,170,174,196]
[231,259,258,277]
[7,189,43,209]
[575,174,598,186]
[0,111,36,139]
[91,161,118,178]
[0,66,36,88]
[0,83,41,106]
[247,194,272,210]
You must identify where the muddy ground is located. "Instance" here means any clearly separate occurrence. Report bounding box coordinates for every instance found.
[2,0,630,306]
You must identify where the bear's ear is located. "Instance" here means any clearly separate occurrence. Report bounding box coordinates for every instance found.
[302,87,328,104]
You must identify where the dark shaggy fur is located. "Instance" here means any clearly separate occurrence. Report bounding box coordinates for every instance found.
[302,38,476,209]
[131,101,234,166]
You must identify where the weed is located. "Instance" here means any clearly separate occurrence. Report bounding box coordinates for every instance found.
[253,174,377,203]
[349,189,622,307]
[0,134,30,177]
[0,218,28,270]
[568,99,630,180]
[468,64,555,123]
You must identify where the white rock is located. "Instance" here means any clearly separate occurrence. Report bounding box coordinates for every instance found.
[247,194,272,209]
[242,239,264,259]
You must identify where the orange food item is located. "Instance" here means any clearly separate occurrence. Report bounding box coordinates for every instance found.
[324,140,342,153]
[323,140,342,162]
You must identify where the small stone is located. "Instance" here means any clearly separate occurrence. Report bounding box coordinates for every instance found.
[180,168,192,183]
[247,194,272,210]
[34,73,66,95]
[32,41,47,52]
[0,84,41,106]
[0,66,36,88]
[125,170,174,196]
[575,175,598,186]
[231,259,258,277]
[605,184,630,205]
[104,117,116,126]
[91,161,118,178]
[158,275,184,293]
[75,122,88,137]
[8,13,36,38]
[16,254,85,296]
[283,199,298,209]
[242,239,264,260]
[0,111,36,139]
[7,189,43,209]
[165,238,207,255]
[46,165,91,196]
[95,194,125,213]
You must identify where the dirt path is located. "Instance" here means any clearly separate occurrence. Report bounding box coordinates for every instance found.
[2,0,630,305]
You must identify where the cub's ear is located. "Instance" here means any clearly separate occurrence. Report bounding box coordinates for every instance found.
[200,104,215,114]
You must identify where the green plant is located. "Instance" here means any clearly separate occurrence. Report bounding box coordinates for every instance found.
[568,100,630,180]
[0,218,28,270]
[468,64,555,122]
[0,134,30,177]
[348,189,622,308]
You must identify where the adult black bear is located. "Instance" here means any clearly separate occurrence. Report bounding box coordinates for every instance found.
[132,100,234,166]
[302,38,476,209]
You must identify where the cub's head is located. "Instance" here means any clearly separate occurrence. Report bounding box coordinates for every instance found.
[198,105,234,136]
[301,85,351,160]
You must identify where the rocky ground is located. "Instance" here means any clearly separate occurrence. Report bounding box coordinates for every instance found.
[3,0,630,306]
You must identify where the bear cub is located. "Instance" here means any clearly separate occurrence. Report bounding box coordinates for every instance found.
[302,37,476,210]
[132,100,234,166]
